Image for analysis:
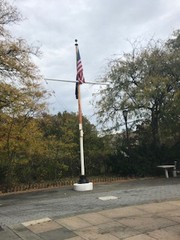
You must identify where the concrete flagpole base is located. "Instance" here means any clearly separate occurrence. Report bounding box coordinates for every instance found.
[73,182,93,191]
[73,175,93,191]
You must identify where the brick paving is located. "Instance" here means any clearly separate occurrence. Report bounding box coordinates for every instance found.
[0,200,179,239]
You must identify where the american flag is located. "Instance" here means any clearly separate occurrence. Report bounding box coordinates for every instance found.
[75,45,85,99]
[76,47,85,84]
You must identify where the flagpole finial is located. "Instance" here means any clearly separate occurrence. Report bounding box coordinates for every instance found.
[75,39,78,46]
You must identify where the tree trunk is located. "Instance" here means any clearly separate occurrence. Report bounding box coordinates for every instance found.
[151,107,160,147]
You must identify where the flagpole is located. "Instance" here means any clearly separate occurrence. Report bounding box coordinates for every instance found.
[73,40,93,191]
[77,79,85,176]
[75,40,86,181]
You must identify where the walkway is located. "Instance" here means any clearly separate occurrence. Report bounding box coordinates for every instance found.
[0,177,180,239]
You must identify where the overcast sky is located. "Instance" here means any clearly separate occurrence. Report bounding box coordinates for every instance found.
[8,0,180,126]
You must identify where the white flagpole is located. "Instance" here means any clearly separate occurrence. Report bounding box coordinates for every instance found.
[78,83,85,176]
[75,40,85,177]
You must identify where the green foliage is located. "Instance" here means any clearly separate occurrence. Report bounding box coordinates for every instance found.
[93,31,180,178]
[0,0,48,187]
[39,112,105,178]
[95,31,180,148]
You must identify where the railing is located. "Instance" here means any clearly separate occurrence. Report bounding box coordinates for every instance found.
[0,176,132,194]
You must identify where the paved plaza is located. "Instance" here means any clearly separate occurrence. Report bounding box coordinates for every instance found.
[0,177,180,239]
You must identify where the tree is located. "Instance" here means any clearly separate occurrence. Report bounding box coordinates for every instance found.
[0,0,21,37]
[0,0,47,115]
[0,0,48,186]
[39,112,106,178]
[95,31,180,147]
